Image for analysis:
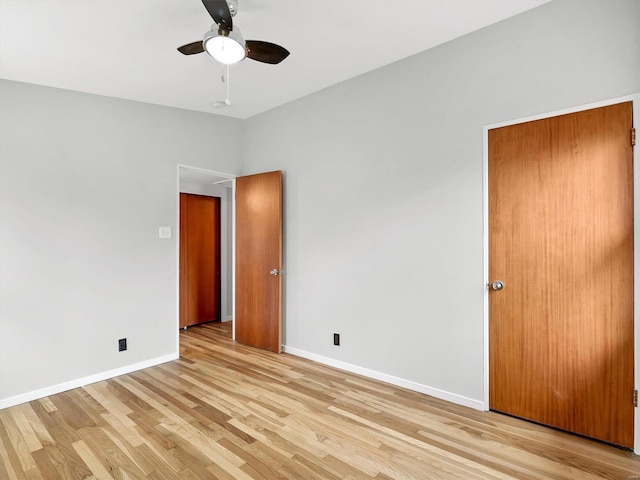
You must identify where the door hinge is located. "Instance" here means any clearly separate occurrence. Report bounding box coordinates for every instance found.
[632,128,636,147]
[634,389,638,408]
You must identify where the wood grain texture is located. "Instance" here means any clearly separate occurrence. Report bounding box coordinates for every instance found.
[489,102,634,448]
[180,193,221,328]
[1,322,639,479]
[235,171,283,353]
[180,194,189,327]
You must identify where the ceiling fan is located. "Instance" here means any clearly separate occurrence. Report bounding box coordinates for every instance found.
[177,0,290,65]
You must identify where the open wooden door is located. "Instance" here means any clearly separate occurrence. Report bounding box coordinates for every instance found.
[235,171,283,353]
[488,102,634,448]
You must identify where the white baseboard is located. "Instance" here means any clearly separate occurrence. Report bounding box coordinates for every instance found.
[0,353,179,410]
[282,346,484,411]
[1,346,483,412]
[223,316,233,322]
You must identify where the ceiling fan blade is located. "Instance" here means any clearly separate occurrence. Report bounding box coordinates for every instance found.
[202,0,232,30]
[178,41,205,55]
[245,41,290,64]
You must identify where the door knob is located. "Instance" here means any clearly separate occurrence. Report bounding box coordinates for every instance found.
[491,280,504,291]
[269,269,280,276]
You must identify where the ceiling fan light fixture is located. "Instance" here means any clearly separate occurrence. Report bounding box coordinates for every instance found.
[203,27,246,64]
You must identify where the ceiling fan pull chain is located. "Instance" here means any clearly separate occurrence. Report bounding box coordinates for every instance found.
[211,64,231,108]
[225,64,231,105]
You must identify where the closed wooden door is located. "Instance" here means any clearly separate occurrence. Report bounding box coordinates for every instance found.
[180,193,221,328]
[488,102,634,448]
[235,171,282,353]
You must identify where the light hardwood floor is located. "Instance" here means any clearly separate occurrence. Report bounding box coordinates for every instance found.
[1,322,638,479]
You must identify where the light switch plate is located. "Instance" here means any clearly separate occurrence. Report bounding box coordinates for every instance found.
[159,227,172,239]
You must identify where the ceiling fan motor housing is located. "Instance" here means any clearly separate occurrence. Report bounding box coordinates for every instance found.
[227,0,238,17]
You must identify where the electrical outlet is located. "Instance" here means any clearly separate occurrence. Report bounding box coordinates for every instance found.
[118,338,127,352]
[333,333,340,346]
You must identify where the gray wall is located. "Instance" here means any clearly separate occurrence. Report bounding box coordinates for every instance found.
[0,80,242,402]
[242,0,640,404]
[1,0,638,429]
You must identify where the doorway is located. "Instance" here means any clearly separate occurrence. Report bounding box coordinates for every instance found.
[485,100,635,448]
[177,166,284,354]
[178,166,235,330]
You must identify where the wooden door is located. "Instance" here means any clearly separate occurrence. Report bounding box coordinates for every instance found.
[179,193,221,328]
[235,171,283,353]
[488,102,634,448]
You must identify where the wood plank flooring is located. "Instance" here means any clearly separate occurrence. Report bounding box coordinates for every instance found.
[1,322,638,479]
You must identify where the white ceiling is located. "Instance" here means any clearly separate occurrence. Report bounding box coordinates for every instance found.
[0,0,549,119]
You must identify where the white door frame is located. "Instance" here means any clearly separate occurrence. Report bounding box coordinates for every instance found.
[176,165,237,351]
[482,93,640,454]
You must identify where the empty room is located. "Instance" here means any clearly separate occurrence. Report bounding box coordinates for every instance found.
[1,0,639,478]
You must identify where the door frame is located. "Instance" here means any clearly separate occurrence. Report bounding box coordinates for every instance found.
[482,93,640,453]
[175,165,237,351]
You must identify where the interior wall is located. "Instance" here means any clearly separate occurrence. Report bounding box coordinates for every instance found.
[179,182,233,321]
[0,80,242,406]
[242,0,640,406]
